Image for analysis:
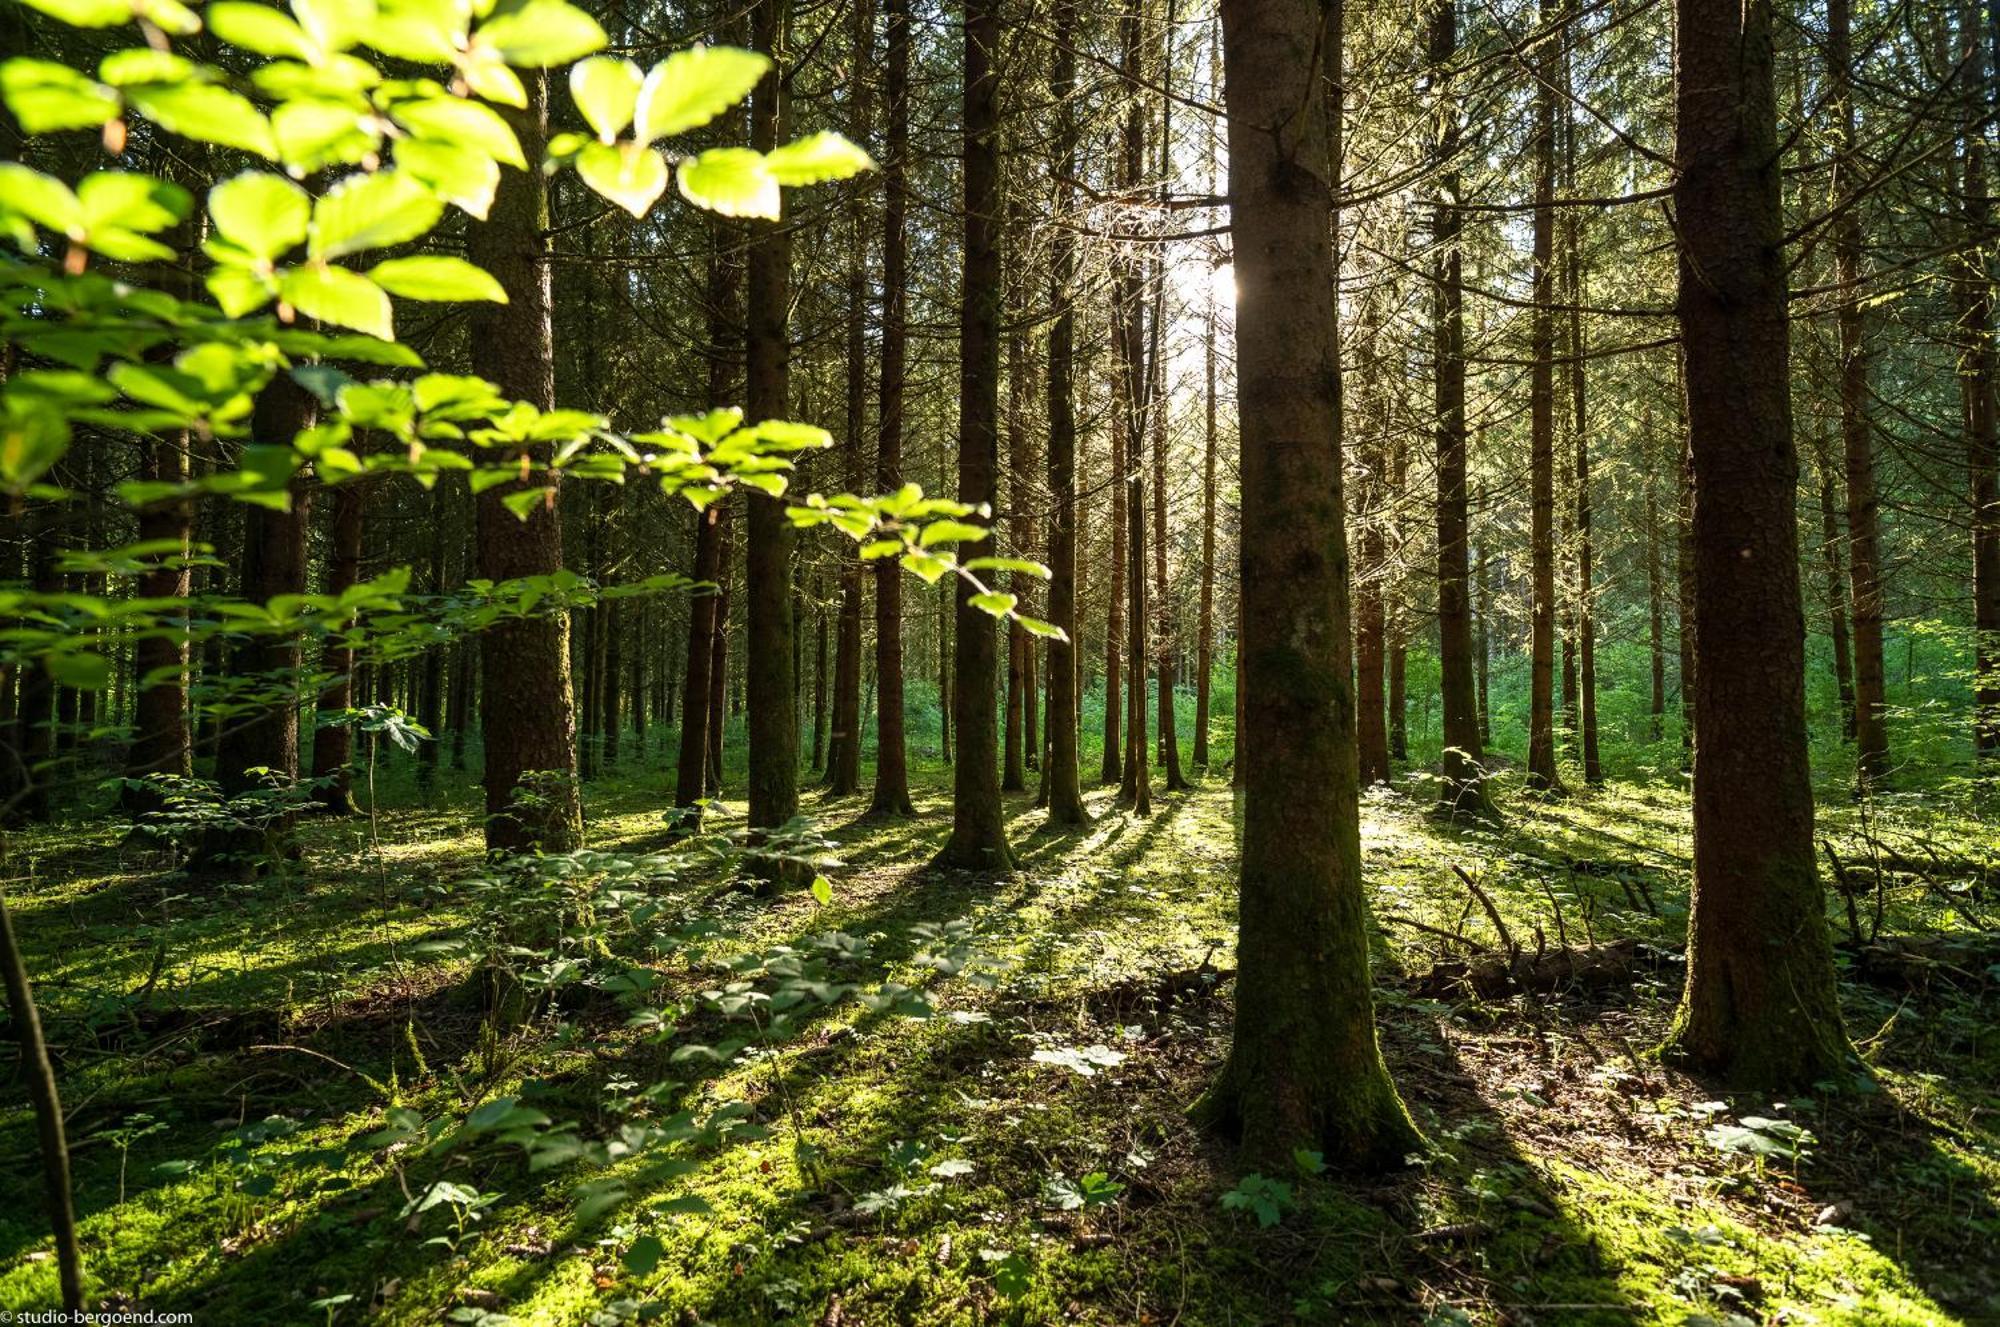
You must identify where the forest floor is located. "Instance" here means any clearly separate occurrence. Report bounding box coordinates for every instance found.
[2,755,1997,1326]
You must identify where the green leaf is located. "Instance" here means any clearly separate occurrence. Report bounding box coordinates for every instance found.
[962,556,1050,579]
[206,2,318,58]
[126,82,278,158]
[634,45,769,143]
[809,874,833,906]
[292,0,373,53]
[207,265,277,316]
[48,652,114,690]
[98,48,195,86]
[764,131,873,186]
[209,171,311,260]
[570,55,641,141]
[0,59,119,134]
[273,98,378,172]
[621,1233,664,1277]
[280,263,393,339]
[0,162,81,234]
[1015,615,1067,641]
[1,396,71,493]
[900,551,950,584]
[78,171,189,233]
[17,0,131,25]
[367,255,506,302]
[676,147,777,219]
[310,170,442,259]
[576,140,667,219]
[367,0,463,61]
[919,519,986,547]
[390,96,526,168]
[394,137,499,218]
[970,591,1016,618]
[500,486,554,519]
[474,0,606,66]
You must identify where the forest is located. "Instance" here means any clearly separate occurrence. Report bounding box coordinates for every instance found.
[0,0,1997,1319]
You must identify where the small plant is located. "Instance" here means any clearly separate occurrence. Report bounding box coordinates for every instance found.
[1221,1172,1295,1228]
[1043,1169,1124,1211]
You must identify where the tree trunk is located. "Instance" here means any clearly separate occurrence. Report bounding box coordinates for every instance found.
[470,70,581,853]
[744,0,798,833]
[1196,0,1419,1167]
[1958,1,2000,761]
[1041,0,1089,826]
[1809,433,1857,739]
[1830,0,1890,788]
[1101,328,1127,783]
[1003,305,1029,793]
[1647,468,1667,740]
[310,474,365,814]
[1660,0,1852,1089]
[122,443,193,811]
[1677,404,1696,766]
[1194,285,1217,769]
[1526,0,1563,794]
[933,0,1013,871]
[828,0,870,798]
[868,0,916,817]
[1431,0,1489,817]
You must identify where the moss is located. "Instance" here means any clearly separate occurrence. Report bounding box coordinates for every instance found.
[3,763,1993,1324]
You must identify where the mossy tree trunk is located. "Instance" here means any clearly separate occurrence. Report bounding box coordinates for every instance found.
[1660,0,1853,1091]
[1198,0,1420,1168]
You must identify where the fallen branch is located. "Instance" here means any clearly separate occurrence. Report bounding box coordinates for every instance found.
[1452,864,1517,960]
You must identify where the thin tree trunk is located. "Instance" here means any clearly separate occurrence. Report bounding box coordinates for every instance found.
[828,0,870,797]
[867,0,916,816]
[1661,0,1851,1089]
[1432,0,1488,817]
[1647,467,1667,740]
[1193,287,1217,769]
[311,475,365,813]
[1041,0,1089,825]
[1830,0,1890,787]
[1526,0,1564,793]
[1809,432,1857,739]
[933,0,1013,870]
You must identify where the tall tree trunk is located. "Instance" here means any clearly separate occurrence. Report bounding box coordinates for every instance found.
[744,0,798,833]
[828,0,871,798]
[1660,0,1851,1089]
[1525,0,1564,793]
[1475,534,1492,746]
[1114,0,1151,816]
[1193,284,1218,768]
[1431,0,1489,817]
[1101,325,1127,783]
[1386,431,1408,763]
[1151,18,1185,793]
[1003,302,1029,793]
[1647,467,1667,740]
[1355,297,1390,786]
[310,475,365,814]
[1676,417,1696,767]
[12,502,62,822]
[1958,0,2000,762]
[471,72,580,853]
[1197,0,1419,1166]
[1041,0,1089,825]
[1809,433,1857,739]
[868,0,917,816]
[933,0,1013,870]
[1565,145,1600,785]
[416,483,445,793]
[1830,0,1890,788]
[122,453,193,811]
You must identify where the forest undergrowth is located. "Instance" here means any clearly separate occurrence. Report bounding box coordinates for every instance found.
[2,755,1995,1326]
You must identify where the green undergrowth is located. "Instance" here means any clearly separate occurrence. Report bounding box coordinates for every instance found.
[2,748,1995,1325]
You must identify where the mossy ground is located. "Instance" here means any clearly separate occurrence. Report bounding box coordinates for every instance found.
[2,739,1996,1326]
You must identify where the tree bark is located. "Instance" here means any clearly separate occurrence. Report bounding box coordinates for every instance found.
[1526,0,1564,793]
[1041,0,1089,825]
[1830,0,1890,787]
[933,0,1013,870]
[1431,0,1489,818]
[1809,432,1857,740]
[1660,0,1852,1089]
[310,473,365,814]
[827,0,871,798]
[470,70,581,853]
[868,0,917,817]
[744,0,798,833]
[1196,0,1419,1167]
